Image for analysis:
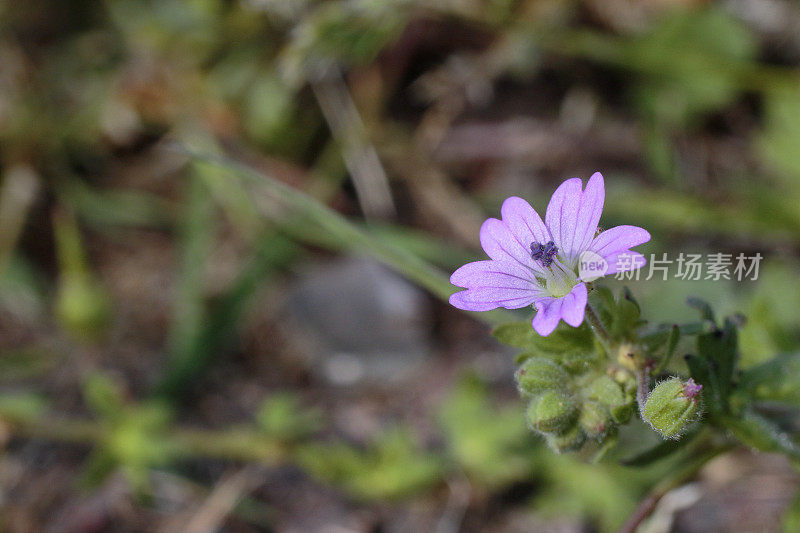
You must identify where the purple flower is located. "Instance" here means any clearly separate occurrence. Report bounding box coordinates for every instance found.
[449,172,650,336]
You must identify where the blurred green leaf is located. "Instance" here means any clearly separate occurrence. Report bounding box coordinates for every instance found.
[0,393,49,423]
[155,229,299,399]
[493,321,594,355]
[53,208,113,343]
[297,426,442,500]
[628,6,756,128]
[438,374,533,488]
[760,88,800,189]
[737,353,800,407]
[83,373,126,422]
[256,393,321,442]
[718,409,800,460]
[63,180,176,230]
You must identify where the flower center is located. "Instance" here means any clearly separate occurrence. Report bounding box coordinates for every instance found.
[531,241,577,298]
[530,240,558,267]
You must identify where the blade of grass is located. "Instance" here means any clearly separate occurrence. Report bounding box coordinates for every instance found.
[155,230,299,400]
[168,143,515,326]
[164,169,216,390]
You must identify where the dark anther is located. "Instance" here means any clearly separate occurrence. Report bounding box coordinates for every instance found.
[530,242,545,261]
[530,240,558,266]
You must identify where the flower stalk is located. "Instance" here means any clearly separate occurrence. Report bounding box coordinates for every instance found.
[584,299,613,354]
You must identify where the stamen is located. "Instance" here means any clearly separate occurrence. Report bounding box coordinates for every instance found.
[530,241,558,267]
[530,242,544,261]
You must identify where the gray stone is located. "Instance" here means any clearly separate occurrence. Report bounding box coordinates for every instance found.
[286,255,432,385]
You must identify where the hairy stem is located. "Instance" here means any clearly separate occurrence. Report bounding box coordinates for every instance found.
[584,300,613,354]
[635,366,650,420]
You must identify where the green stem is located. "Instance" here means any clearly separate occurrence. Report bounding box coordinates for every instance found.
[584,300,613,354]
[635,366,650,420]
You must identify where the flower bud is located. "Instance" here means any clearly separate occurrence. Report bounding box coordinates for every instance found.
[587,375,625,407]
[545,423,586,454]
[610,402,634,424]
[527,390,577,434]
[515,357,568,397]
[578,401,609,438]
[643,378,703,439]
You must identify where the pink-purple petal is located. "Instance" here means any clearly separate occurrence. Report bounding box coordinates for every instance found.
[479,218,537,271]
[545,174,605,266]
[500,196,552,251]
[450,260,541,290]
[450,259,544,312]
[591,225,651,258]
[571,172,604,258]
[603,250,647,275]
[531,297,563,336]
[449,291,500,312]
[545,178,582,261]
[450,286,540,311]
[560,283,588,327]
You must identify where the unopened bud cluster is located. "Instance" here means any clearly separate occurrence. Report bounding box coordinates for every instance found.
[515,356,636,453]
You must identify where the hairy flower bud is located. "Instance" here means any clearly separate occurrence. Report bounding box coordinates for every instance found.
[546,423,586,454]
[643,378,703,439]
[515,357,568,397]
[527,390,577,434]
[578,401,609,438]
[587,375,624,407]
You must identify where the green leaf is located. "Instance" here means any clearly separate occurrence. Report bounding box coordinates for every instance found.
[493,321,594,354]
[297,426,443,500]
[0,393,48,423]
[179,147,514,325]
[684,353,721,411]
[83,374,126,421]
[783,487,800,533]
[611,288,642,340]
[696,317,739,402]
[588,286,616,329]
[256,393,321,442]
[737,353,800,406]
[687,297,717,325]
[154,230,299,399]
[627,6,756,127]
[718,409,800,460]
[759,87,800,187]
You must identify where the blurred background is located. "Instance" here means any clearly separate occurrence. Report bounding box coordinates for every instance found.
[1,0,800,531]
